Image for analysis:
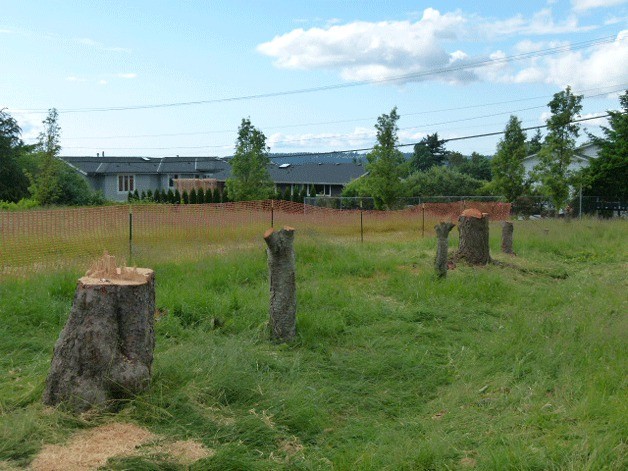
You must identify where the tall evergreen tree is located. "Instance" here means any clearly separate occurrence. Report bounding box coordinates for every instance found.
[226,118,274,201]
[410,133,448,171]
[33,108,62,205]
[189,188,197,204]
[197,187,205,204]
[492,115,527,202]
[534,86,583,210]
[366,107,406,209]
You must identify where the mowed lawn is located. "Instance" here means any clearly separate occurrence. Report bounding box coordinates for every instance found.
[0,219,626,470]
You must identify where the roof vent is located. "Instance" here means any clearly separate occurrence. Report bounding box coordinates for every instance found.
[142,157,150,161]
[318,162,323,165]
[279,163,291,168]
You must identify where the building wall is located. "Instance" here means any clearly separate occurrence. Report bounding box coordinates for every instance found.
[102,174,162,201]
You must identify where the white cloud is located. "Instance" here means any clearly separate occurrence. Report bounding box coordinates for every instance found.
[579,112,609,127]
[97,79,108,85]
[258,8,478,84]
[116,73,137,79]
[572,0,628,12]
[66,76,86,82]
[486,8,592,37]
[258,7,600,86]
[538,30,628,88]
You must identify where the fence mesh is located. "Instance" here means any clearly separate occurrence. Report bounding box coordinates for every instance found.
[0,199,511,276]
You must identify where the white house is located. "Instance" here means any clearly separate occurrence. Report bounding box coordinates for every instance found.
[523,142,601,178]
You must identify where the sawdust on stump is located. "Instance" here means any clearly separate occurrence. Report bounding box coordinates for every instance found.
[30,423,213,471]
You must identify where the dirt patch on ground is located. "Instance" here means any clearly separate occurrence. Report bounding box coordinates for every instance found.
[30,423,212,470]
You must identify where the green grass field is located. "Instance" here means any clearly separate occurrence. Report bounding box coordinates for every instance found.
[0,219,626,470]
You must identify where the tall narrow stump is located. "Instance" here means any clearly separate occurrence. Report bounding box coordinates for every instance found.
[455,208,491,265]
[434,222,455,278]
[264,227,296,342]
[43,255,155,411]
[501,221,515,255]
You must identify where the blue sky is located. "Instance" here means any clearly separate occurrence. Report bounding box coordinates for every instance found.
[1,0,627,157]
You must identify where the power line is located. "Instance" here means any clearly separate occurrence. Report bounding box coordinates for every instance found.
[14,35,619,114]
[60,89,618,150]
[61,114,611,159]
[44,82,627,141]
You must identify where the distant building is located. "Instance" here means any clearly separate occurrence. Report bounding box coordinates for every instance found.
[60,156,367,201]
[522,142,601,179]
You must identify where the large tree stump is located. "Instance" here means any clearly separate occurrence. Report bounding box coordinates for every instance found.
[501,221,515,255]
[43,254,155,411]
[264,227,296,342]
[455,208,491,265]
[434,222,455,278]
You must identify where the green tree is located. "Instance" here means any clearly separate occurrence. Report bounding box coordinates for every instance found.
[32,109,63,205]
[167,189,175,203]
[526,128,543,155]
[197,187,205,204]
[365,107,406,209]
[0,109,30,202]
[410,133,448,172]
[404,166,485,197]
[226,118,274,201]
[174,189,181,203]
[492,115,527,202]
[182,190,189,204]
[534,86,583,210]
[582,90,628,200]
[189,188,197,204]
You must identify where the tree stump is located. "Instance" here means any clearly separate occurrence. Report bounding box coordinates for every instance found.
[501,221,515,255]
[434,222,455,278]
[43,253,155,411]
[455,208,491,265]
[264,227,296,342]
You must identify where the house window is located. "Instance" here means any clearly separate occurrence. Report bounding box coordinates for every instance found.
[118,174,134,193]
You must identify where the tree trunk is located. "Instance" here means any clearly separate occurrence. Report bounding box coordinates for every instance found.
[434,222,455,278]
[455,209,491,265]
[501,221,515,255]
[264,227,296,342]
[43,256,155,411]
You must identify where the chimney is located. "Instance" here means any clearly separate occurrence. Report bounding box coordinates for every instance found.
[102,151,105,157]
[97,152,100,157]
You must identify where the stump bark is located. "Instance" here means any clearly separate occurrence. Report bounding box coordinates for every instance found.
[501,221,515,255]
[434,222,455,278]
[264,227,296,342]
[43,255,155,411]
[455,209,491,265]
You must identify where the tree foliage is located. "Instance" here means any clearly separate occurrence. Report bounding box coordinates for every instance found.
[410,133,448,171]
[582,90,628,200]
[404,166,485,197]
[0,109,30,202]
[526,128,543,155]
[491,115,527,202]
[534,86,583,210]
[365,107,406,209]
[449,151,492,181]
[226,118,274,201]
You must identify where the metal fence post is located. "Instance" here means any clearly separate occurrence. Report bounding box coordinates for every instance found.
[129,205,133,262]
[271,199,274,228]
[422,203,425,238]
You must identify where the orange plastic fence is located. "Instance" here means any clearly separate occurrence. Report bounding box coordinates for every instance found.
[0,200,510,275]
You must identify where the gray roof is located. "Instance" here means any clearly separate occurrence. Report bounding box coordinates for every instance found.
[60,156,367,185]
[269,162,366,185]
